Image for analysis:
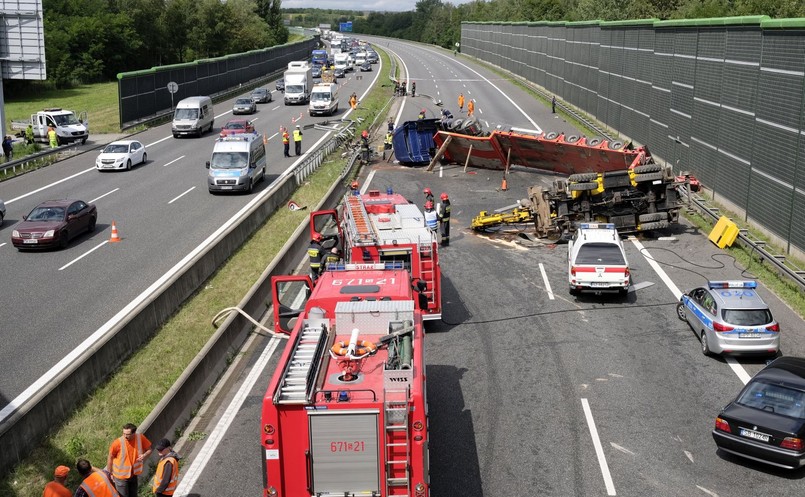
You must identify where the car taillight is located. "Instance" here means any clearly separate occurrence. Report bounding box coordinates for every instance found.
[713,322,734,332]
[781,437,803,450]
[766,323,780,332]
[714,417,731,433]
[624,267,630,278]
[570,266,577,277]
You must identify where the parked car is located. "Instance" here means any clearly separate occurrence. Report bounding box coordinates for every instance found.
[233,98,257,115]
[360,62,372,72]
[713,357,805,469]
[219,119,255,138]
[567,223,630,295]
[11,199,97,250]
[95,140,147,171]
[276,79,285,92]
[250,87,272,103]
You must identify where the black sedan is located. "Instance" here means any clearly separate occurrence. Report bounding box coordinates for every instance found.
[275,79,285,92]
[334,68,345,79]
[713,357,805,469]
[359,62,372,72]
[11,199,97,250]
[250,87,272,103]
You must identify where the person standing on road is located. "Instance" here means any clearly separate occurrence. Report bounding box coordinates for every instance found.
[43,465,72,497]
[552,95,556,114]
[48,126,58,148]
[383,131,393,160]
[281,127,290,157]
[25,124,35,145]
[437,192,451,247]
[107,423,152,497]
[151,439,179,497]
[387,117,394,133]
[74,459,119,497]
[360,130,370,164]
[423,187,434,205]
[2,136,12,161]
[349,93,358,110]
[411,81,416,97]
[293,125,303,156]
[458,93,465,113]
[308,233,324,281]
[424,201,438,232]
[467,99,475,117]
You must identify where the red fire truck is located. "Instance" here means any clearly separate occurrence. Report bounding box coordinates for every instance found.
[311,188,442,321]
[262,263,430,497]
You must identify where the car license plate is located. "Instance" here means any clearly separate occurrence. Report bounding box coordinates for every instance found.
[221,186,232,190]
[590,282,610,288]
[739,333,762,338]
[740,428,770,442]
[23,239,38,244]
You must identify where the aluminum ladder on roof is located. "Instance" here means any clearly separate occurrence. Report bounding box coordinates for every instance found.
[417,240,436,310]
[384,386,411,495]
[275,323,327,404]
[344,194,377,246]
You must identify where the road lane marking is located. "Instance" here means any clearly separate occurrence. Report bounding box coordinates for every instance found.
[266,132,278,141]
[582,398,616,495]
[696,486,719,497]
[272,105,280,111]
[169,187,195,204]
[146,135,172,147]
[0,242,6,248]
[59,240,109,271]
[610,442,634,456]
[6,167,95,204]
[684,450,694,463]
[163,155,185,167]
[89,188,119,204]
[539,262,554,300]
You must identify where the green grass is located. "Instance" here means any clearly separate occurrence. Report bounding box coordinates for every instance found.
[0,47,395,497]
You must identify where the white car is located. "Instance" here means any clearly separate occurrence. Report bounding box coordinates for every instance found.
[96,140,147,171]
[568,223,630,295]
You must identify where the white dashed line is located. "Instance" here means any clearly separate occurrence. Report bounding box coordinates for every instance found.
[169,187,195,204]
[59,241,109,271]
[582,398,616,495]
[164,156,185,167]
[89,188,119,204]
[539,263,554,300]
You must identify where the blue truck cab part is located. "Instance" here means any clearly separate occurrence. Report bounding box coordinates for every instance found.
[391,118,440,165]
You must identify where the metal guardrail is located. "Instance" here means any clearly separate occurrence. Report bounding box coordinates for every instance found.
[0,142,79,176]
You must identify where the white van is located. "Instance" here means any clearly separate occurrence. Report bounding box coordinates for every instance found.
[309,83,339,116]
[206,133,266,193]
[355,52,367,66]
[567,223,630,295]
[172,96,214,138]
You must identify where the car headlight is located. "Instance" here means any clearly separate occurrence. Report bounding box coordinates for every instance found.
[12,230,19,237]
[43,230,55,238]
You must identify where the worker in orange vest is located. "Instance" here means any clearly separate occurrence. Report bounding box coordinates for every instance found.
[458,93,465,113]
[42,465,72,497]
[467,99,475,117]
[281,127,290,157]
[349,92,358,110]
[152,439,180,497]
[107,423,152,497]
[74,459,119,497]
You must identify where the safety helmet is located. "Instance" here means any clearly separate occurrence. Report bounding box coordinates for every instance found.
[440,192,449,201]
[421,109,427,113]
[296,124,300,128]
[361,130,368,138]
[423,187,432,195]
[312,233,323,242]
[425,201,434,209]
[351,180,360,189]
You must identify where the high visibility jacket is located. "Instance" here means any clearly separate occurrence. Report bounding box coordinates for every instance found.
[384,134,393,145]
[111,434,147,479]
[79,470,118,497]
[282,132,289,144]
[438,201,451,221]
[308,242,322,269]
[458,95,465,108]
[43,481,72,497]
[424,209,438,231]
[152,455,179,495]
[323,251,340,266]
[48,129,58,145]
[467,101,475,114]
[25,126,35,142]
[293,129,302,142]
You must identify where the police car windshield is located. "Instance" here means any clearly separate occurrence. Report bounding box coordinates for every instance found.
[575,243,625,265]
[737,381,805,419]
[722,308,772,326]
[211,152,248,169]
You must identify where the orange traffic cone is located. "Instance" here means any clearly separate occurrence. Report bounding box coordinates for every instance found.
[501,176,508,191]
[109,221,121,243]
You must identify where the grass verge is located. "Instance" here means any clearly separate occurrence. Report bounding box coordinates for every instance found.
[1,48,395,497]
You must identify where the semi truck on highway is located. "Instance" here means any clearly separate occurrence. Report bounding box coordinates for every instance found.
[263,263,430,497]
[11,108,89,145]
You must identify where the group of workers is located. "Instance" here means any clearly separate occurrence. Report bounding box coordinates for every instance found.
[307,233,343,281]
[42,423,179,497]
[423,188,451,247]
[280,125,303,157]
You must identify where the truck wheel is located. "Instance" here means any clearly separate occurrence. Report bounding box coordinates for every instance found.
[638,212,666,223]
[634,172,664,183]
[586,137,602,146]
[544,131,559,140]
[568,173,598,183]
[568,182,598,191]
[81,138,88,145]
[634,164,662,174]
[639,221,669,231]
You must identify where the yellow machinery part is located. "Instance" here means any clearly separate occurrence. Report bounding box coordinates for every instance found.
[471,208,534,229]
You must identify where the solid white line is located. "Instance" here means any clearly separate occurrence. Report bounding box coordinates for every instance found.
[6,167,95,205]
[581,398,617,496]
[362,170,377,193]
[89,188,119,204]
[725,358,752,385]
[539,263,555,300]
[163,155,185,167]
[169,187,195,204]
[59,241,109,271]
[174,337,283,496]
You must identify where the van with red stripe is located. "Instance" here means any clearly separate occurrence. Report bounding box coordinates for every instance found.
[568,223,630,296]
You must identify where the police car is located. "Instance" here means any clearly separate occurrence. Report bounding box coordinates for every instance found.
[676,280,780,356]
[567,223,630,295]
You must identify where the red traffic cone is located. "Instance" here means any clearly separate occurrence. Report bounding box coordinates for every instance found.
[109,221,121,243]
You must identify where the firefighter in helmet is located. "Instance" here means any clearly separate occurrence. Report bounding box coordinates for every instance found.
[424,201,438,232]
[360,130,370,164]
[323,246,342,269]
[423,187,434,205]
[308,233,324,281]
[437,192,451,246]
[417,108,426,120]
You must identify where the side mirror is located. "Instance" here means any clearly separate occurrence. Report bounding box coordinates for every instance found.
[205,161,211,169]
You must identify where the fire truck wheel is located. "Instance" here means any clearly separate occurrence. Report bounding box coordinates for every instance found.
[634,164,662,174]
[634,172,665,183]
[638,212,666,223]
[568,181,598,191]
[639,221,669,231]
[568,172,598,183]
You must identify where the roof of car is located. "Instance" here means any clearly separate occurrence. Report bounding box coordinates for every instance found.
[707,285,768,310]
[251,88,268,93]
[575,223,620,243]
[107,140,138,146]
[756,357,805,383]
[36,199,80,208]
[225,119,250,126]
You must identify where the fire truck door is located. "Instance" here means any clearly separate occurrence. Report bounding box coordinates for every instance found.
[271,275,313,334]
[309,412,380,494]
[311,210,341,250]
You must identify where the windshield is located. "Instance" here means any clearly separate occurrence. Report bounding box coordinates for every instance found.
[575,243,626,265]
[224,122,247,130]
[28,206,65,221]
[311,92,331,102]
[286,85,303,94]
[236,99,252,105]
[102,144,129,154]
[737,381,805,419]
[211,152,248,170]
[722,308,773,326]
[174,108,198,120]
[53,114,80,126]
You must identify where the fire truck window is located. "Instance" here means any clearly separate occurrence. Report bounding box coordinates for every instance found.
[340,285,381,294]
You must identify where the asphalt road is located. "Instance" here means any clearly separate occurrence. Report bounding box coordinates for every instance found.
[171,37,805,497]
[0,61,382,410]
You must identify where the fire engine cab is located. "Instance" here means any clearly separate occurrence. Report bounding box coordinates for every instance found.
[263,263,430,497]
[311,188,442,321]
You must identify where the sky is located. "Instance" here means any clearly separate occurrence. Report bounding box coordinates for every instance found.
[282,0,475,13]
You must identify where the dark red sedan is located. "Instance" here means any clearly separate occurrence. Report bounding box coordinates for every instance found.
[11,199,97,250]
[219,119,255,138]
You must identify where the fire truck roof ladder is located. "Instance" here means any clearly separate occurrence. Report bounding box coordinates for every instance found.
[275,322,328,404]
[345,194,377,246]
[418,240,436,310]
[384,385,411,495]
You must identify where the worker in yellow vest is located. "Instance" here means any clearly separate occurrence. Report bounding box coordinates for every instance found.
[107,423,152,497]
[293,125,303,156]
[48,126,58,148]
[152,439,179,497]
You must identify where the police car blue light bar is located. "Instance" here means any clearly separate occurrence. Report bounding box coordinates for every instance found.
[579,223,615,229]
[708,280,757,289]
